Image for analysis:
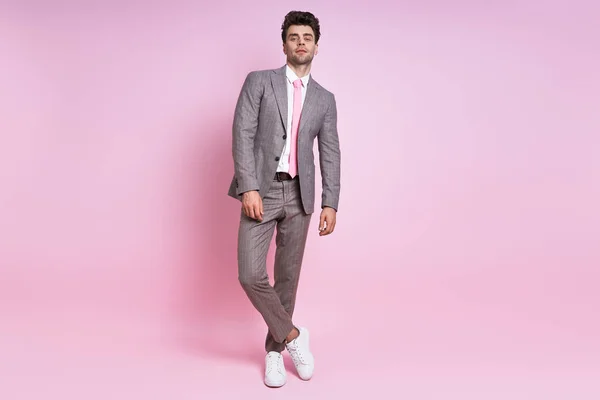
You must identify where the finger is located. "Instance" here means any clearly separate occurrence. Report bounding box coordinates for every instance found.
[259,199,264,220]
[319,214,326,232]
[319,222,327,235]
[323,217,334,235]
[253,203,262,221]
[248,205,256,220]
[319,219,329,236]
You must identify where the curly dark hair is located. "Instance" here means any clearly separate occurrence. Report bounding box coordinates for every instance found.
[281,11,321,44]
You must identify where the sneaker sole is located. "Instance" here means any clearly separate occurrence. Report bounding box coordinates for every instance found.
[264,380,286,388]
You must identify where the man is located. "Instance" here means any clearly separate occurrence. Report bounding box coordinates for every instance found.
[227,10,341,387]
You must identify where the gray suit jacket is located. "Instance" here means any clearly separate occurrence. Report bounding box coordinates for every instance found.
[227,65,341,214]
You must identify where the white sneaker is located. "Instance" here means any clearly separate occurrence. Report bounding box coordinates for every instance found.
[285,327,314,380]
[264,351,286,387]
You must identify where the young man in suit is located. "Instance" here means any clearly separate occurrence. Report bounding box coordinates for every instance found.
[227,10,341,387]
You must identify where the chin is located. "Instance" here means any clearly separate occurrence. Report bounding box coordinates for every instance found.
[296,56,313,64]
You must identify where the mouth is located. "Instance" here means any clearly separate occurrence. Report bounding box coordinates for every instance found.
[296,49,307,54]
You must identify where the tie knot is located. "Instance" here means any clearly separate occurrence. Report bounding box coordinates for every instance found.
[293,79,303,88]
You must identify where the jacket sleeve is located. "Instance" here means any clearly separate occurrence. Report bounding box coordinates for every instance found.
[317,93,341,211]
[232,71,263,195]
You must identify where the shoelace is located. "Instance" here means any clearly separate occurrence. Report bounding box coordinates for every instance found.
[288,345,306,365]
[266,354,283,374]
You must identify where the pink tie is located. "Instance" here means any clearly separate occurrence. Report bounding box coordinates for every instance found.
[288,79,303,177]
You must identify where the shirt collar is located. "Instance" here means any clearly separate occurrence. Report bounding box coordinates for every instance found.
[285,64,310,87]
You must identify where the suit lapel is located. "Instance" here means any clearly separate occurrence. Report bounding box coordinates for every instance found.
[271,65,320,136]
[271,66,288,134]
[299,77,319,137]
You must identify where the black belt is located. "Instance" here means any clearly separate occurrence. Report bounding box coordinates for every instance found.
[274,172,297,181]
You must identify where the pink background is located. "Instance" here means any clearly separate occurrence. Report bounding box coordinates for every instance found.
[1,1,599,398]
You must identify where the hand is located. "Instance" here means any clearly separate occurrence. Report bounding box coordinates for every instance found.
[242,191,263,221]
[318,207,337,236]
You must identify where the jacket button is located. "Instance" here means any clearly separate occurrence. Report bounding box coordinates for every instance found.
[275,156,280,161]
[283,135,287,139]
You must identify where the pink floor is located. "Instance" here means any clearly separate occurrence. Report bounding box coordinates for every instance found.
[3,274,598,400]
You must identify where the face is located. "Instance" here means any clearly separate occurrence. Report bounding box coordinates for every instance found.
[283,25,318,66]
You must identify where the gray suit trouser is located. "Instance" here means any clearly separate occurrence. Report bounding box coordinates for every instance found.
[237,176,312,353]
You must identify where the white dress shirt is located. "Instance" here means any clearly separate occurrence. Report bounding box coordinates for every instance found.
[276,65,310,173]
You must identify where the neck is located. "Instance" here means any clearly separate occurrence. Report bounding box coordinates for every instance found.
[287,62,311,78]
